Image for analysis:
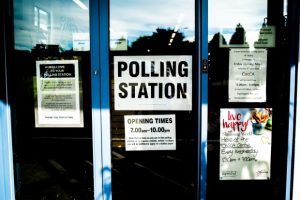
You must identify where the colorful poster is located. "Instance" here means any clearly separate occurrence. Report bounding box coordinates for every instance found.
[124,115,176,151]
[220,108,272,180]
[229,49,267,102]
[35,60,83,127]
[114,56,192,110]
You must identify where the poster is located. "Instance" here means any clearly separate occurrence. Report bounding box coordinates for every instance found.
[35,60,83,127]
[229,49,267,102]
[73,33,90,51]
[220,108,272,180]
[114,56,192,110]
[254,26,276,48]
[110,32,128,51]
[124,115,176,151]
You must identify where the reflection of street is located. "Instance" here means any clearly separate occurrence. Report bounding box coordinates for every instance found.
[18,146,196,200]
[18,158,94,199]
[111,148,196,200]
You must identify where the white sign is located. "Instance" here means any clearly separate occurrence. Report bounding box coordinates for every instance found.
[229,49,267,102]
[110,32,128,51]
[35,60,83,127]
[114,56,192,110]
[220,108,272,180]
[73,33,90,51]
[124,115,176,151]
[254,26,276,48]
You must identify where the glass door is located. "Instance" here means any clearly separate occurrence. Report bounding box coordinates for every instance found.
[207,0,291,199]
[11,0,94,199]
[108,0,200,200]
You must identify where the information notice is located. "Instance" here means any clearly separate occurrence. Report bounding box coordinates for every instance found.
[220,108,272,180]
[254,26,276,48]
[229,49,267,102]
[114,56,192,110]
[124,115,176,151]
[35,60,83,127]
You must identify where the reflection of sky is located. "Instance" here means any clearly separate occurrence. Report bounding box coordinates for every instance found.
[14,0,89,51]
[110,0,195,45]
[208,0,268,46]
[14,0,275,50]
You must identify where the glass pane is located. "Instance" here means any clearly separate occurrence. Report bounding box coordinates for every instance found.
[208,0,289,199]
[110,0,197,200]
[12,0,93,199]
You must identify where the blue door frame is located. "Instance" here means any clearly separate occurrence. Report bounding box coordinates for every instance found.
[90,0,208,199]
[0,0,299,199]
[0,0,16,199]
[90,0,112,199]
[289,0,300,199]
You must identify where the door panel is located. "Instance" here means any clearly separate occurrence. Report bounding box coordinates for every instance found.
[11,0,93,199]
[109,1,199,200]
[207,0,289,199]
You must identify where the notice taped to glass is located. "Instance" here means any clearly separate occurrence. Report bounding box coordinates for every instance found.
[114,56,192,110]
[35,60,83,127]
[220,108,272,180]
[229,49,267,102]
[124,115,176,151]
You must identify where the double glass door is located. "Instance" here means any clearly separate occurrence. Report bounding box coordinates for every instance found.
[9,0,291,199]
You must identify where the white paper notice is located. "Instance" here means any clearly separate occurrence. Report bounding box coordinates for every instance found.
[124,115,176,151]
[114,56,192,110]
[35,60,83,127]
[254,26,276,48]
[229,49,267,102]
[220,108,272,180]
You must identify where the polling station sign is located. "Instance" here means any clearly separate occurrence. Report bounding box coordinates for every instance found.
[114,56,193,110]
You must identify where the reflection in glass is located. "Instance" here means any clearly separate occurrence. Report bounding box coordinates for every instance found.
[208,0,267,49]
[207,0,290,199]
[110,1,197,200]
[12,0,93,199]
[110,0,195,51]
[14,0,90,51]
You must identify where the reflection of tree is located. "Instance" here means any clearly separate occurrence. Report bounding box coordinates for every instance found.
[209,32,227,49]
[207,32,229,140]
[129,28,194,54]
[229,23,247,45]
[208,32,229,86]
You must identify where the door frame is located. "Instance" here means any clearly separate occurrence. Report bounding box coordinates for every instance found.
[90,0,208,199]
[1,0,300,199]
[0,0,16,199]
[90,0,112,199]
[290,0,300,199]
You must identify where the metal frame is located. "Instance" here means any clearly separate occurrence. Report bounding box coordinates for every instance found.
[292,51,300,200]
[91,0,207,200]
[1,0,299,199]
[90,0,208,200]
[0,101,15,200]
[198,0,208,199]
[287,0,300,199]
[0,0,16,199]
[90,0,112,199]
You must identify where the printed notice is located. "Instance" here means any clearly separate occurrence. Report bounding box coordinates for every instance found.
[254,26,276,48]
[229,49,267,102]
[124,115,176,151]
[35,60,83,127]
[114,56,192,110]
[220,108,272,180]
